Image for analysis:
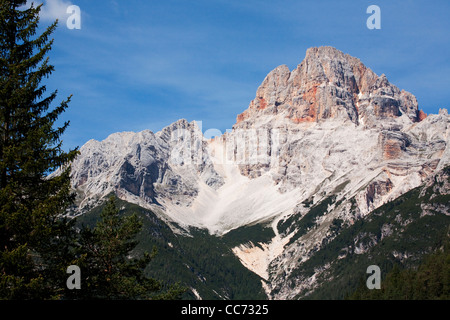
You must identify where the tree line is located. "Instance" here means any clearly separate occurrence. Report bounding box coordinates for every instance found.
[348,243,450,300]
[0,0,183,300]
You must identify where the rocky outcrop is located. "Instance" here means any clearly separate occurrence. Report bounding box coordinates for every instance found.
[67,46,449,239]
[68,119,224,212]
[235,46,426,129]
[63,46,450,299]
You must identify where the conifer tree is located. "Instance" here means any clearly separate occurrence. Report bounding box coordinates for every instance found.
[73,196,185,300]
[0,0,78,299]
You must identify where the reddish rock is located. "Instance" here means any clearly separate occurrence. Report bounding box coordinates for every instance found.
[383,140,402,160]
[257,97,267,110]
[236,110,249,124]
[417,110,427,122]
[366,179,394,208]
[234,46,422,129]
[290,115,316,123]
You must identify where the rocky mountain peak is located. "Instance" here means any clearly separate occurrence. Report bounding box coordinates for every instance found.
[59,46,449,301]
[67,46,448,238]
[235,46,425,128]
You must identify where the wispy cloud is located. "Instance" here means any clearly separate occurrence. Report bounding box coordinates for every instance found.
[26,0,73,22]
[26,0,450,151]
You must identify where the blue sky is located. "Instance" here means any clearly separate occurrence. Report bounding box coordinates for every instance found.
[29,0,450,150]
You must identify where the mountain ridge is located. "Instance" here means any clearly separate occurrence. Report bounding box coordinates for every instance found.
[62,46,449,299]
[235,46,425,128]
[68,46,448,235]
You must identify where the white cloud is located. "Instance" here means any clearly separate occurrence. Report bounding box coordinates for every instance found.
[26,0,73,22]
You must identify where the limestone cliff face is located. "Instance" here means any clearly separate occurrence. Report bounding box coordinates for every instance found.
[68,119,224,212]
[67,46,448,239]
[64,46,449,298]
[236,46,425,128]
[228,48,445,209]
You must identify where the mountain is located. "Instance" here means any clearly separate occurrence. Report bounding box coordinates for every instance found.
[269,165,450,299]
[63,46,450,299]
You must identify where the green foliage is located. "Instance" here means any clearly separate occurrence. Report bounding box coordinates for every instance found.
[0,0,265,301]
[278,195,336,246]
[68,196,185,300]
[289,179,450,300]
[0,0,78,299]
[330,218,344,234]
[77,198,267,300]
[349,244,450,300]
[221,223,275,249]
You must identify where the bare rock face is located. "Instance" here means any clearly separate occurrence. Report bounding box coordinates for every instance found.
[68,47,449,233]
[69,119,224,212]
[228,47,445,202]
[65,46,450,298]
[236,46,425,128]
